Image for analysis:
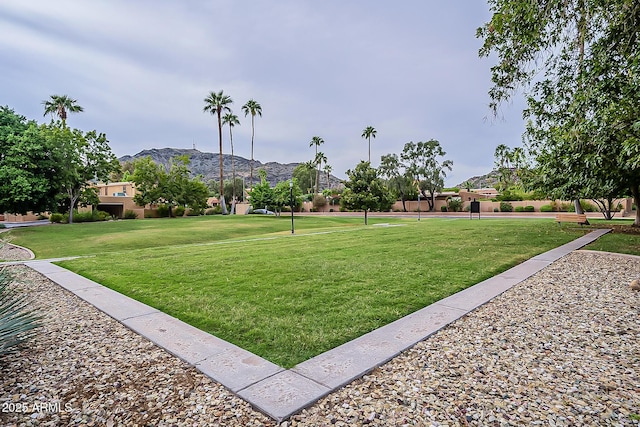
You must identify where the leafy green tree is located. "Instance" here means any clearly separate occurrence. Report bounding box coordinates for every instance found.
[272,179,302,216]
[242,99,262,191]
[223,178,245,205]
[379,153,416,212]
[42,95,83,128]
[248,169,275,212]
[203,90,233,214]
[341,161,394,225]
[401,140,452,211]
[222,112,241,205]
[477,0,640,224]
[0,108,61,214]
[131,156,209,216]
[361,126,377,163]
[131,156,166,208]
[292,162,316,194]
[42,123,120,223]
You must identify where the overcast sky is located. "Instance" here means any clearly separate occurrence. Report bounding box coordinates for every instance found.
[0,1,527,186]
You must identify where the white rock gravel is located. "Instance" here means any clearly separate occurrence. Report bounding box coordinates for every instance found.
[1,251,639,426]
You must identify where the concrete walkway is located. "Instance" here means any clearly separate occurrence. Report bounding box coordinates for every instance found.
[20,229,610,422]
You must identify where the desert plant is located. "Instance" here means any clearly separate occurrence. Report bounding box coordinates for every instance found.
[447,197,463,212]
[0,269,42,356]
[500,201,513,212]
[124,210,138,220]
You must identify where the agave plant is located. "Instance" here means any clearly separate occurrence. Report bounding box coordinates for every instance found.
[0,269,41,356]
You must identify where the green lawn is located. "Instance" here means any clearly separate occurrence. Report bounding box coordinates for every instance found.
[6,216,598,367]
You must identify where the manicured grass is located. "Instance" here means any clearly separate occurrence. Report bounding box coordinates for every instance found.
[30,217,587,368]
[582,219,640,255]
[6,215,393,259]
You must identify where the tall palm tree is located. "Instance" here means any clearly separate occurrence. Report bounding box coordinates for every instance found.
[323,163,333,189]
[42,95,84,127]
[314,151,327,193]
[222,112,241,208]
[203,90,233,214]
[361,126,377,163]
[241,99,262,191]
[302,160,316,193]
[309,136,324,194]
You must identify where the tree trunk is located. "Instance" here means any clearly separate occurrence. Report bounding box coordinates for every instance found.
[364,209,368,225]
[573,199,589,224]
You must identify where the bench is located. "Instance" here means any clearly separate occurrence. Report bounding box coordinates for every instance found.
[555,213,588,224]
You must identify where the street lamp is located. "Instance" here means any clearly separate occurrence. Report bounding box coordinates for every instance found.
[417,193,421,221]
[290,179,294,234]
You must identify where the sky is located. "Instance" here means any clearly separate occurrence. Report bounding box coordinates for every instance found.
[0,1,528,186]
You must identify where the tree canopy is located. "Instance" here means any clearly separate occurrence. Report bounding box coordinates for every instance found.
[341,161,395,225]
[478,0,640,225]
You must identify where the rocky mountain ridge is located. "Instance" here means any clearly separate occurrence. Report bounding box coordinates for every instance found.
[119,148,343,188]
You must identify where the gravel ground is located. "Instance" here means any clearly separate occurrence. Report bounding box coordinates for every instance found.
[1,250,639,426]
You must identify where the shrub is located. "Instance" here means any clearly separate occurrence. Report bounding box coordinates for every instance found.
[447,198,463,212]
[174,206,186,217]
[441,206,448,212]
[493,207,499,212]
[49,213,66,223]
[156,204,170,218]
[312,195,327,210]
[186,208,202,216]
[205,206,222,215]
[524,205,535,212]
[0,270,41,356]
[496,190,523,201]
[0,224,4,229]
[540,204,554,212]
[514,206,525,212]
[124,210,138,220]
[500,201,513,212]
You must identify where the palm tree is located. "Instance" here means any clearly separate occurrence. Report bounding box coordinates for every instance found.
[302,160,316,193]
[314,151,327,193]
[42,95,83,127]
[203,90,233,214]
[222,112,241,209]
[323,164,333,189]
[309,136,324,194]
[241,99,262,191]
[361,126,377,163]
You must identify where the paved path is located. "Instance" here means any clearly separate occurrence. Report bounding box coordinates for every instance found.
[19,229,611,422]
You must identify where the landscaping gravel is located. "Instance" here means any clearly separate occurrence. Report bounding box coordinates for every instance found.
[1,250,639,426]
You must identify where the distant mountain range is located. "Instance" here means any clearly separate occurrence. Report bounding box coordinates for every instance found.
[119,148,343,188]
[456,170,500,189]
[119,147,498,190]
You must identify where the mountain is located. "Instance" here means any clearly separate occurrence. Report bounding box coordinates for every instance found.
[119,148,342,188]
[456,170,501,189]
